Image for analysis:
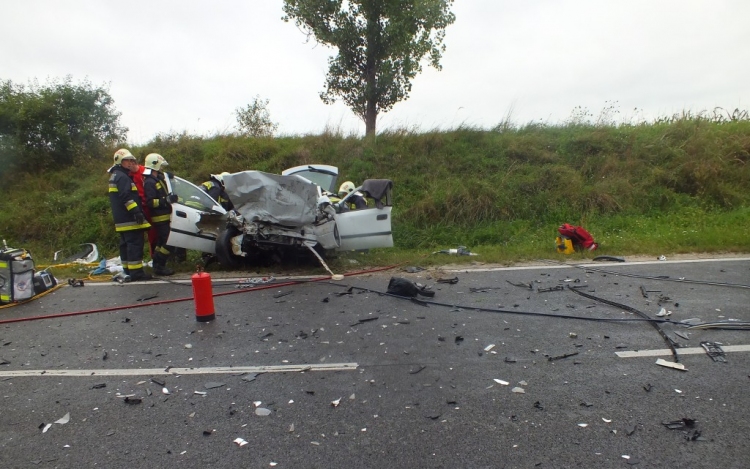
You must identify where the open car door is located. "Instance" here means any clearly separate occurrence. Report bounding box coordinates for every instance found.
[334,179,394,251]
[165,175,227,254]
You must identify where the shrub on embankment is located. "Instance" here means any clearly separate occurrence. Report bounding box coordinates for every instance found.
[1,113,749,261]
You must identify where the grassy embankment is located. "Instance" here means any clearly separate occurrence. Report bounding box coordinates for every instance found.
[1,112,749,277]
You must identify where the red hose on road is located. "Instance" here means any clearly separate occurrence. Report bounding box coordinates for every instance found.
[0,264,400,325]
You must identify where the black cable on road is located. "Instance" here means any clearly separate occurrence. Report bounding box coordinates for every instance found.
[566,285,680,362]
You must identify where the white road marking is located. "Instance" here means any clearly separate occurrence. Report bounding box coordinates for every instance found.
[615,344,750,358]
[444,257,750,273]
[0,362,358,378]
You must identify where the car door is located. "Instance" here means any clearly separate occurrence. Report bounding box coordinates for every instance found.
[334,206,393,250]
[164,175,227,254]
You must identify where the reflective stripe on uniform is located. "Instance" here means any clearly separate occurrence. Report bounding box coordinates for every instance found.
[151,214,170,223]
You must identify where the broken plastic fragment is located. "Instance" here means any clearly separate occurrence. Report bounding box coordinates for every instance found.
[162,387,170,395]
[331,398,341,407]
[42,423,52,433]
[493,379,509,386]
[204,382,225,389]
[253,401,262,407]
[54,413,70,425]
[194,391,207,396]
[255,407,272,416]
[655,358,687,371]
[578,423,588,428]
[602,418,612,423]
[233,438,248,447]
[511,387,525,394]
[484,344,496,352]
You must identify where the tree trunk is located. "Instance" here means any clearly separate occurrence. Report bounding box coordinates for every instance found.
[365,105,377,136]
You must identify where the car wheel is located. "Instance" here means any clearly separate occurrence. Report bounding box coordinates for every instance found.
[215,226,243,268]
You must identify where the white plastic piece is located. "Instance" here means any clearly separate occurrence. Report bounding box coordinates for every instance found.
[493,379,509,386]
[655,358,687,371]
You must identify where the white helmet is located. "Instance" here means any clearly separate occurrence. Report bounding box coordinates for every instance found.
[113,148,136,165]
[338,181,355,197]
[145,153,169,171]
[211,172,231,186]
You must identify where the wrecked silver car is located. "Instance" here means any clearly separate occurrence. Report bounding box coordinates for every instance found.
[165,165,394,267]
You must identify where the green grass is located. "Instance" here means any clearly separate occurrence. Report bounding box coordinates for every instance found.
[1,111,749,276]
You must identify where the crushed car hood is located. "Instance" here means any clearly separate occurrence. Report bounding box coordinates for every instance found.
[223,171,320,227]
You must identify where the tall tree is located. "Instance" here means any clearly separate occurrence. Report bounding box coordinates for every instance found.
[0,76,127,174]
[282,0,455,136]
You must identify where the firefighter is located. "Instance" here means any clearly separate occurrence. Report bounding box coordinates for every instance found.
[143,153,178,276]
[108,149,152,281]
[337,181,368,211]
[200,172,234,211]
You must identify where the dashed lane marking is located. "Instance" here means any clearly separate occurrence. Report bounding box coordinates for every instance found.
[615,344,750,358]
[0,362,358,378]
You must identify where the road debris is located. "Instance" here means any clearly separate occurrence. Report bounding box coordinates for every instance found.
[493,379,509,386]
[548,352,579,361]
[655,359,687,371]
[54,412,70,425]
[233,437,248,447]
[124,397,142,405]
[511,387,525,394]
[255,408,272,416]
[331,398,341,407]
[437,277,459,284]
[700,342,727,362]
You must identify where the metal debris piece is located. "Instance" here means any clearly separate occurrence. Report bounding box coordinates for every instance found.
[662,418,696,430]
[150,378,165,386]
[548,352,579,361]
[537,285,564,293]
[437,277,459,284]
[92,383,106,389]
[655,359,687,371]
[700,342,727,362]
[504,357,517,363]
[640,286,648,298]
[350,316,379,327]
[136,293,158,302]
[507,280,532,289]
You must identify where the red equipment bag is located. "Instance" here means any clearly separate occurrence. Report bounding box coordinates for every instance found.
[558,223,599,251]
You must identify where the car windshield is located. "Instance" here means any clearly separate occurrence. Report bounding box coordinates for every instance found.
[287,170,337,193]
[168,175,221,212]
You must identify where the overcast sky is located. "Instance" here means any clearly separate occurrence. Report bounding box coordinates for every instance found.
[3,0,749,144]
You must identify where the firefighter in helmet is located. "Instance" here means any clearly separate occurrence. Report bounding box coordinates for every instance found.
[201,172,234,211]
[108,149,152,281]
[143,153,178,276]
[337,181,368,211]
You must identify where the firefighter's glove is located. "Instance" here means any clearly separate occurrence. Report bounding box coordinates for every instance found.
[134,211,146,225]
[167,194,179,204]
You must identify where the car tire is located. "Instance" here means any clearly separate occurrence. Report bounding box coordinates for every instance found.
[215,226,243,268]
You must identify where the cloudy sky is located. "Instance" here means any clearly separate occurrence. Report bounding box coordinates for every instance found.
[3,0,749,144]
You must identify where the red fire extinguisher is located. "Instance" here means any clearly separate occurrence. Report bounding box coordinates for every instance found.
[192,269,215,322]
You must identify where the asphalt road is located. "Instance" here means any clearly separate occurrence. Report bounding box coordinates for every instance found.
[1,257,749,469]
